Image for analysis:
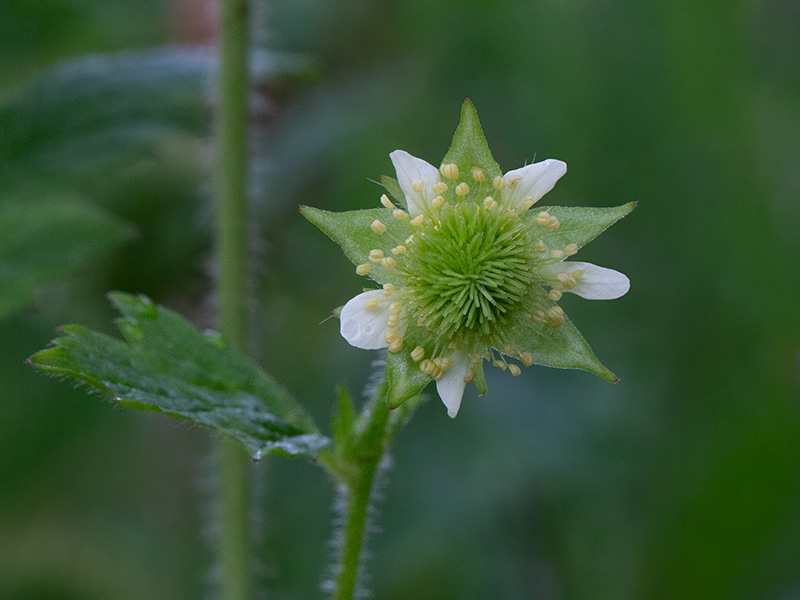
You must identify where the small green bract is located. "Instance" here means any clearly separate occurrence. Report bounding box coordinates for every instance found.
[302,99,634,417]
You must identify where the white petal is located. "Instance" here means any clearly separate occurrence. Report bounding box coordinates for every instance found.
[435,350,473,418]
[540,261,630,300]
[389,150,441,217]
[339,290,404,349]
[501,159,567,210]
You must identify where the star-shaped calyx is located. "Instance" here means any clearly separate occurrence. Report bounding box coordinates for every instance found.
[302,99,634,417]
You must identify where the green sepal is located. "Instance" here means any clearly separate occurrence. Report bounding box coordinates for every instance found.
[513,288,617,382]
[385,327,432,409]
[380,175,404,204]
[473,356,488,395]
[441,98,502,179]
[28,292,329,461]
[300,205,406,286]
[528,202,636,257]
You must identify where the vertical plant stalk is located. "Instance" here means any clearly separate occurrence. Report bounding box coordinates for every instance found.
[216,0,251,598]
[333,379,391,600]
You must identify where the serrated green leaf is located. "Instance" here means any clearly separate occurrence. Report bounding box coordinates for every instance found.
[0,195,133,318]
[28,292,328,460]
[441,98,502,179]
[514,288,617,382]
[529,202,636,255]
[300,205,407,285]
[380,175,404,204]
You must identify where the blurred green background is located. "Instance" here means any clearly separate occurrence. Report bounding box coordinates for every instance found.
[1,0,799,598]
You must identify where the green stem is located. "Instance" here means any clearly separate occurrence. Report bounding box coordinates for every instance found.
[215,0,251,598]
[333,381,391,600]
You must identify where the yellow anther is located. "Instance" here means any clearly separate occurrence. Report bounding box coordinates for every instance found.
[565,243,578,256]
[382,282,395,296]
[557,273,577,289]
[492,176,506,190]
[536,240,546,253]
[551,250,565,259]
[411,178,424,193]
[432,181,448,194]
[410,214,424,227]
[571,269,585,281]
[464,368,475,384]
[520,352,534,367]
[393,209,408,220]
[411,346,425,362]
[371,219,387,234]
[531,310,546,323]
[431,195,445,208]
[537,211,551,225]
[546,306,565,328]
[419,359,434,374]
[509,364,521,377]
[440,163,459,179]
[391,245,407,255]
[386,314,400,329]
[431,367,445,381]
[380,194,394,209]
[405,235,414,244]
[390,301,403,314]
[470,166,486,182]
[438,357,453,370]
[506,175,521,189]
[417,316,426,327]
[388,337,404,353]
[381,256,396,269]
[505,209,518,220]
[523,196,535,210]
[356,263,371,276]
[365,297,380,310]
[546,216,560,231]
[455,182,470,196]
[548,289,563,301]
[504,343,517,355]
[368,249,384,262]
[384,328,399,343]
[492,360,508,372]
[483,196,498,210]
[471,353,482,364]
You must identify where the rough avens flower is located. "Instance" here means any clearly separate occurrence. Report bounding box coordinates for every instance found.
[303,100,634,418]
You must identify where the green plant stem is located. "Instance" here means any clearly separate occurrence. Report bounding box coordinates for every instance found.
[215,0,251,598]
[333,381,391,600]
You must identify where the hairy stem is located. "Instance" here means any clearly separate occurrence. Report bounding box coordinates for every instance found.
[215,0,251,597]
[332,379,391,600]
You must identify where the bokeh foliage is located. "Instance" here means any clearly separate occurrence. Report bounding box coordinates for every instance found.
[1,0,798,599]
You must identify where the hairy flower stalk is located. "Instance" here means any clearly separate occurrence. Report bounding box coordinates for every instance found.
[303,99,634,418]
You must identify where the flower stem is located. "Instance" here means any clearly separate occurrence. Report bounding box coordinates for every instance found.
[332,379,391,600]
[215,0,251,598]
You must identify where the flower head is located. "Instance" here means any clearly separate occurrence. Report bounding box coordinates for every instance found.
[303,100,633,417]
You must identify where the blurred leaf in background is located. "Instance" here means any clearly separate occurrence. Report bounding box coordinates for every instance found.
[2,0,800,599]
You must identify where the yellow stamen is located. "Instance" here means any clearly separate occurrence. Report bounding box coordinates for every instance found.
[492,176,506,190]
[432,181,448,194]
[391,245,407,255]
[551,250,565,259]
[464,368,475,384]
[455,182,470,196]
[411,178,424,193]
[410,214,424,227]
[380,194,394,209]
[382,282,395,296]
[388,337,403,353]
[393,209,408,220]
[381,257,396,269]
[546,216,560,231]
[386,314,400,328]
[520,352,533,367]
[548,289,563,301]
[411,346,425,362]
[537,211,551,225]
[470,166,486,182]
[384,328,399,343]
[506,175,521,189]
[483,196,498,210]
[523,196,535,210]
[546,306,565,328]
[565,243,578,256]
[531,310,546,323]
[356,263,370,276]
[431,195,445,208]
[365,297,380,310]
[536,240,546,253]
[440,163,459,179]
[509,364,521,376]
[368,249,384,262]
[390,302,403,314]
[371,219,387,234]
